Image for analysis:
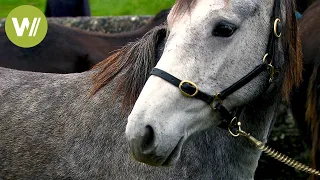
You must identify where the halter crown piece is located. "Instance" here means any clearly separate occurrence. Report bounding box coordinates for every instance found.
[150,0,320,176]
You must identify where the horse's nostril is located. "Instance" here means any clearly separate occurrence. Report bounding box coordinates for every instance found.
[141,125,155,150]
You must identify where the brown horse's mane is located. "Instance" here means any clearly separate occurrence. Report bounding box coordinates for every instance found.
[281,0,303,101]
[90,25,167,110]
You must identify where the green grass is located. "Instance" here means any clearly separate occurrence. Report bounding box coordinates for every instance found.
[0,0,46,17]
[0,0,175,18]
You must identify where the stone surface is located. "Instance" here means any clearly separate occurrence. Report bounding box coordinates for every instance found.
[0,16,311,179]
[0,16,152,33]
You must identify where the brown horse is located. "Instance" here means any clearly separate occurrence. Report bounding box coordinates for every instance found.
[296,0,316,12]
[0,9,169,73]
[291,1,320,179]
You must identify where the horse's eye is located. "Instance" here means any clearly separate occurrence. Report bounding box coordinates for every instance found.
[212,22,237,37]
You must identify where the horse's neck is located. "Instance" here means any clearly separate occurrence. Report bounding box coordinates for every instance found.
[181,95,280,179]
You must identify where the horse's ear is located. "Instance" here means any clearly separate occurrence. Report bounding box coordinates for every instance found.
[153,8,171,22]
[155,29,167,63]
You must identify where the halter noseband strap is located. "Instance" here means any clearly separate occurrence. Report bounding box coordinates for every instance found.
[150,68,215,105]
[150,0,282,130]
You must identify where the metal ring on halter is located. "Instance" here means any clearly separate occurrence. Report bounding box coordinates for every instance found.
[262,53,269,63]
[228,117,240,137]
[273,18,282,38]
[179,80,199,97]
[210,93,223,109]
[268,64,275,83]
[214,93,223,102]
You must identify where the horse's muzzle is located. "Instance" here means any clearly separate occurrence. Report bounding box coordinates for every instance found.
[127,125,167,166]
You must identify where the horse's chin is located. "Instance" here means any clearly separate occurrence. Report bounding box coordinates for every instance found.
[133,136,184,167]
[161,137,184,166]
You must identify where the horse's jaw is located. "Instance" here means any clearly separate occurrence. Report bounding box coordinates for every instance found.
[175,99,279,180]
[179,129,261,180]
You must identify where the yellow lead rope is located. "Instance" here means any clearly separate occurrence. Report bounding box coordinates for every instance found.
[229,121,320,176]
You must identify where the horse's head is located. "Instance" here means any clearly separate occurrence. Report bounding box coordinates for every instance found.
[126,0,301,167]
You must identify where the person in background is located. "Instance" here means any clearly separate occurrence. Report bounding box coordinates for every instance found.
[45,0,91,17]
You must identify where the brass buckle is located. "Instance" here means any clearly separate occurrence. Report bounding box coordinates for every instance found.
[179,80,199,97]
[273,18,282,38]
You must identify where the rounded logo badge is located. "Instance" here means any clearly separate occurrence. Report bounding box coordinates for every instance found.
[5,5,48,48]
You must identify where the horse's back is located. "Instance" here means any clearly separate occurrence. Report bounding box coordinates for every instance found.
[0,23,110,73]
[0,25,89,73]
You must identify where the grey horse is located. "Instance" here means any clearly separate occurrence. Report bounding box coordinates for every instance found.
[1,0,302,180]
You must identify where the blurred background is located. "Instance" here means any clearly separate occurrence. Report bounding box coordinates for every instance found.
[0,0,175,17]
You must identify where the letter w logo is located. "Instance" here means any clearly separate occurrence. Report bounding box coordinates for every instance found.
[11,17,41,37]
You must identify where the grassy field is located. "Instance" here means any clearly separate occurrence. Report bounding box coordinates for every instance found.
[0,0,175,18]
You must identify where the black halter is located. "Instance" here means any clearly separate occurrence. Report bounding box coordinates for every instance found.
[150,0,282,130]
